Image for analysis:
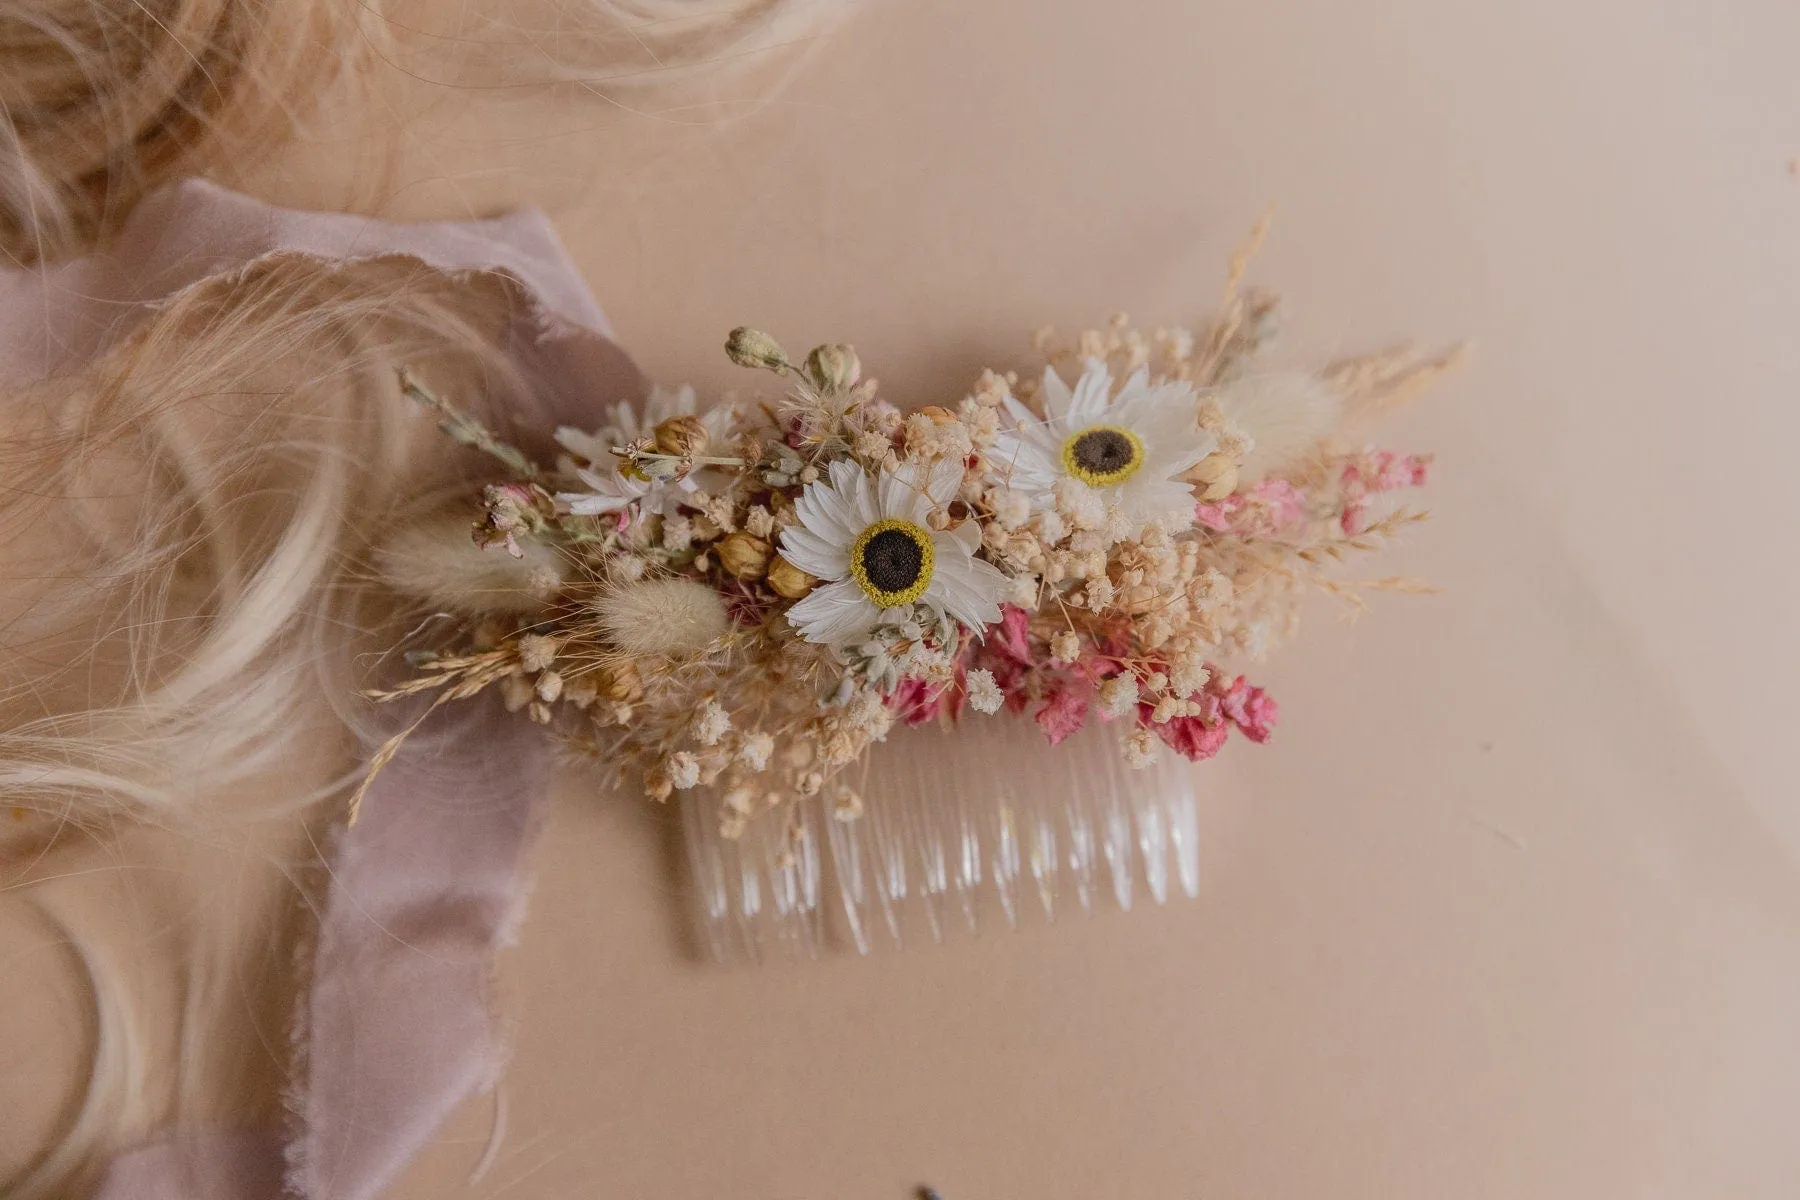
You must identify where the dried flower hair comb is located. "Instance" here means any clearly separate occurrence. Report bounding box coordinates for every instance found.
[368,234,1458,963]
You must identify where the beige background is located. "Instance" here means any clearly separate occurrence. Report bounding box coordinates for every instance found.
[12,0,1800,1195]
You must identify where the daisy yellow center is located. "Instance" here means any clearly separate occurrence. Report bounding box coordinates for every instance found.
[1060,425,1145,488]
[849,519,935,608]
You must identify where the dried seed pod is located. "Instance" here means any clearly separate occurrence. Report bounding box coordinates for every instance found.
[1186,452,1240,501]
[652,414,710,459]
[717,531,773,579]
[766,555,818,599]
[600,660,644,703]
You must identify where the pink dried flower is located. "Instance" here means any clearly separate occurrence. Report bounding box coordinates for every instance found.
[995,604,1034,665]
[1340,450,1431,534]
[1216,674,1279,744]
[890,677,949,725]
[1193,494,1245,532]
[1194,479,1311,536]
[1251,479,1310,530]
[1035,682,1094,746]
[1148,709,1230,761]
[474,482,554,558]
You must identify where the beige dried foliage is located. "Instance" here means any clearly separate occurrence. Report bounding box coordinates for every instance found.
[374,509,564,613]
[592,576,732,658]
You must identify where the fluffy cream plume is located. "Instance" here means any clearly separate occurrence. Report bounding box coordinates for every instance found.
[1211,372,1345,480]
[374,511,563,614]
[594,577,731,657]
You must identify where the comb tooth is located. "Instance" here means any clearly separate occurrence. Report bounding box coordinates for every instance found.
[868,782,908,946]
[732,826,764,965]
[1084,747,1133,913]
[893,744,948,944]
[1062,767,1099,915]
[825,797,874,955]
[1130,758,1171,905]
[915,793,949,944]
[951,787,981,935]
[990,798,1022,931]
[680,791,732,963]
[1026,790,1060,921]
[758,816,793,959]
[1168,769,1201,899]
[793,801,823,959]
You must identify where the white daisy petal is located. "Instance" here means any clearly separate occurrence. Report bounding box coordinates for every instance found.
[926,544,1006,632]
[988,433,1059,495]
[849,465,880,526]
[558,491,631,515]
[796,480,861,544]
[947,518,982,553]
[826,457,864,495]
[787,579,879,645]
[1066,358,1114,424]
[777,526,851,580]
[924,458,964,508]
[878,463,921,521]
[1001,393,1041,430]
[1039,364,1076,421]
[554,426,610,464]
[1122,477,1200,527]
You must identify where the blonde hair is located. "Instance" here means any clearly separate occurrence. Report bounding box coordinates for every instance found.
[0,256,564,1198]
[1,0,850,265]
[0,0,852,1193]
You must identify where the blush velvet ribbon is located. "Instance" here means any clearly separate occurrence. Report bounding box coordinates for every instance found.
[0,181,640,1200]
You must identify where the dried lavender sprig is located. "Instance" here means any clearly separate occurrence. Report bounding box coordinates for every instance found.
[397,367,543,482]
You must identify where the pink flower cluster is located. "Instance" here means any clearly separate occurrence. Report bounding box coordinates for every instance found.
[891,604,1280,764]
[1340,450,1431,535]
[1194,478,1310,535]
[1142,674,1279,763]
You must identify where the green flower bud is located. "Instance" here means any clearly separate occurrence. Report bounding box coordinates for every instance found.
[804,343,862,393]
[724,327,791,373]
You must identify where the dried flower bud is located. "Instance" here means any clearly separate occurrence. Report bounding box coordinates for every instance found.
[915,405,958,425]
[1187,453,1240,501]
[669,752,702,790]
[499,673,534,713]
[832,788,865,821]
[805,343,862,392]
[653,414,710,460]
[517,633,559,673]
[600,660,643,703]
[717,531,773,579]
[725,327,791,373]
[766,555,818,599]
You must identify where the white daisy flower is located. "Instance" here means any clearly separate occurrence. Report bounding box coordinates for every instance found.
[989,358,1216,534]
[778,459,1009,649]
[553,384,735,517]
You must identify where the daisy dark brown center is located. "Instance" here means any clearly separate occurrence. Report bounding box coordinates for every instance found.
[1061,424,1145,488]
[849,519,935,608]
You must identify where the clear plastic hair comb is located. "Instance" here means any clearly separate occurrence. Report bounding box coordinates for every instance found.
[679,717,1201,963]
